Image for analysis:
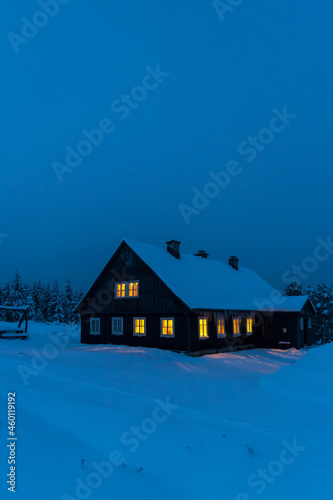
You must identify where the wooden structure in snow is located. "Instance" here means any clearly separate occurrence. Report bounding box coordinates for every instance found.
[75,239,316,353]
[0,305,30,339]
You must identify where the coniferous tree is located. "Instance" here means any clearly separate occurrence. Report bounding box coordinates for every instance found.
[72,290,83,324]
[2,283,12,323]
[31,282,44,322]
[0,274,82,324]
[11,270,25,307]
[3,280,15,320]
[42,283,52,322]
[63,279,77,324]
[285,281,303,296]
[49,280,65,323]
[305,283,333,344]
[26,292,34,320]
[319,322,331,345]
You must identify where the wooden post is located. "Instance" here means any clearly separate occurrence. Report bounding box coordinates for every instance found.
[24,310,28,333]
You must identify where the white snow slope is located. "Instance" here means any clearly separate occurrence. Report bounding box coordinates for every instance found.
[0,322,332,500]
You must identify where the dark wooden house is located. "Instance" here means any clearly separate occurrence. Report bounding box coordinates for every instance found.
[75,239,315,354]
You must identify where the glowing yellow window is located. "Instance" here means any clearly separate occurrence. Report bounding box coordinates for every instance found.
[116,283,126,298]
[247,318,254,335]
[199,318,209,339]
[161,319,174,337]
[129,282,139,297]
[134,318,145,336]
[217,318,225,337]
[233,318,240,336]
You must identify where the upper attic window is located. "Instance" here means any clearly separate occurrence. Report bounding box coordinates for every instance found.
[129,282,139,297]
[116,283,126,298]
[115,281,139,298]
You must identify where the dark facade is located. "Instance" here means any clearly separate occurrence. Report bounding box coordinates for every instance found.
[76,241,314,354]
[255,304,314,350]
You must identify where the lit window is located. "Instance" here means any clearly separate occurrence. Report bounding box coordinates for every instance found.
[233,318,240,336]
[199,318,209,339]
[134,318,146,336]
[217,317,225,337]
[116,283,126,298]
[161,318,174,337]
[90,318,100,335]
[246,318,254,335]
[115,281,139,299]
[112,317,123,335]
[129,282,139,297]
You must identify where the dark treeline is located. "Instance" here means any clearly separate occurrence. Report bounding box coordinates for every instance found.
[0,270,83,324]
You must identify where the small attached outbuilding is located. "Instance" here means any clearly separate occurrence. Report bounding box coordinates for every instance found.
[75,239,315,354]
[256,296,315,350]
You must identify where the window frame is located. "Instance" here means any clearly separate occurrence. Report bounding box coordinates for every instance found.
[233,317,241,337]
[300,318,304,331]
[133,317,146,337]
[217,315,226,338]
[112,317,123,336]
[246,316,254,336]
[128,281,139,298]
[115,281,140,299]
[160,318,175,338]
[90,317,101,335]
[198,317,209,340]
[115,282,126,298]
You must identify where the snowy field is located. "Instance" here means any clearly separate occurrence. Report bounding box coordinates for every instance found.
[0,322,332,500]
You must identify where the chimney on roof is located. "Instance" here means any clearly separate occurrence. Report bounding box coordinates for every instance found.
[194,250,209,259]
[228,256,239,271]
[166,240,181,259]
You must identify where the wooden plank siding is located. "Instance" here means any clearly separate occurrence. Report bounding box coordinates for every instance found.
[251,308,313,349]
[81,313,190,351]
[189,310,257,353]
[78,241,314,354]
[79,242,191,351]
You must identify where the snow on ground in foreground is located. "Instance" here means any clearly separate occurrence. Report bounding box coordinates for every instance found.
[0,322,332,500]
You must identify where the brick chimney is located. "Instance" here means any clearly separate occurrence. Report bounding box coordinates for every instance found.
[194,250,209,259]
[228,256,239,271]
[166,240,181,259]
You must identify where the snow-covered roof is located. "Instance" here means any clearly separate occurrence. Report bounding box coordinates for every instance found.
[260,295,315,313]
[123,239,312,312]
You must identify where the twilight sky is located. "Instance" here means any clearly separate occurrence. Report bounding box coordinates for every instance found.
[0,0,332,293]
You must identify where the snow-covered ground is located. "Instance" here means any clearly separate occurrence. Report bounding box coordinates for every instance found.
[0,322,332,500]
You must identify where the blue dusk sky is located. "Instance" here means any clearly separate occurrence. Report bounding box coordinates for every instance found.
[0,0,332,293]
